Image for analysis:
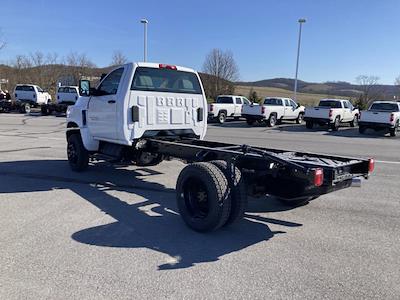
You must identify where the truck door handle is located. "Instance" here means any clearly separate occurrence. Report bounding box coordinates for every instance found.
[108,100,116,104]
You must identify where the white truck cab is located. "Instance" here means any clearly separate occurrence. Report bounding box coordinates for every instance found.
[14,84,52,113]
[67,62,207,159]
[56,86,79,104]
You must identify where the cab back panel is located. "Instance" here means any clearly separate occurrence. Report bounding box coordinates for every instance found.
[129,91,206,139]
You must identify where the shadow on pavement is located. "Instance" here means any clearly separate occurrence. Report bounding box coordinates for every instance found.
[0,159,302,270]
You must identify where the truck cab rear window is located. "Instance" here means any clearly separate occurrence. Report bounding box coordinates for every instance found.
[216,97,233,104]
[131,67,202,94]
[370,103,399,112]
[264,98,283,105]
[319,101,342,108]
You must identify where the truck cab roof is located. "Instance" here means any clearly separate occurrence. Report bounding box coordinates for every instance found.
[134,62,196,73]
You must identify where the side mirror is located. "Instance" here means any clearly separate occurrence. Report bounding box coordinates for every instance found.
[79,80,91,96]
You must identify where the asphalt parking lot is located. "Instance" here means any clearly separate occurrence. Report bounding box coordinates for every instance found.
[0,114,399,299]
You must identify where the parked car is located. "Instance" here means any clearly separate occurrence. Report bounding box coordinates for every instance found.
[208,95,250,124]
[14,84,52,113]
[304,99,359,131]
[242,97,305,127]
[359,101,400,136]
[66,62,373,232]
[41,86,80,115]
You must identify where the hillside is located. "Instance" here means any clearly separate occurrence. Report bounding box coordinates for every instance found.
[238,78,399,99]
[235,85,345,106]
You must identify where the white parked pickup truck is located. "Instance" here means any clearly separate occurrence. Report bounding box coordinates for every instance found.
[14,84,52,113]
[242,97,305,127]
[358,101,400,136]
[208,95,250,124]
[304,99,359,131]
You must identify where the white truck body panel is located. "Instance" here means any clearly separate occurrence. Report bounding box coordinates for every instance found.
[56,86,79,104]
[14,84,51,105]
[359,101,400,125]
[67,62,207,151]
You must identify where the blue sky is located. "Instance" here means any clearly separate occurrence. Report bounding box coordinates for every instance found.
[1,0,399,84]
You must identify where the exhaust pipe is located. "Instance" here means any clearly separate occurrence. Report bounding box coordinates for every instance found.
[351,178,362,187]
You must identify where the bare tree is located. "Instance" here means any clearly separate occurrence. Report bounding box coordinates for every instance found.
[111,50,128,66]
[202,48,239,99]
[66,52,96,84]
[355,75,383,109]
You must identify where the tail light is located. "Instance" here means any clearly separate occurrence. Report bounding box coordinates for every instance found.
[328,109,333,118]
[159,64,177,70]
[210,104,214,112]
[368,158,375,173]
[314,168,324,187]
[390,113,394,123]
[261,106,265,114]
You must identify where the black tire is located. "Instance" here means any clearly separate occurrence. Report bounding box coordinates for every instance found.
[296,113,304,124]
[330,116,340,131]
[246,119,255,126]
[135,151,163,166]
[350,115,358,127]
[67,133,89,172]
[359,125,366,134]
[389,121,398,137]
[176,162,231,232]
[217,112,227,124]
[267,114,277,127]
[41,105,49,116]
[306,120,313,129]
[22,103,31,114]
[210,160,247,226]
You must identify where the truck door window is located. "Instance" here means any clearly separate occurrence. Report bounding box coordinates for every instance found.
[289,100,298,108]
[36,86,43,92]
[97,67,124,95]
[284,99,290,106]
[243,98,250,105]
[343,101,349,109]
[235,97,242,104]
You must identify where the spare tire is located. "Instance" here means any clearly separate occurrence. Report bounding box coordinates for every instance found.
[176,162,231,232]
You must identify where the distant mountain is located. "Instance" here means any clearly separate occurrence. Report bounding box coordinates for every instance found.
[237,78,399,99]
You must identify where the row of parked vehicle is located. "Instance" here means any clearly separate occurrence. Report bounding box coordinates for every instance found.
[207,95,400,136]
[0,84,80,114]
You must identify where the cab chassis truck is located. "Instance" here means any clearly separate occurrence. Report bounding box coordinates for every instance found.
[66,62,374,232]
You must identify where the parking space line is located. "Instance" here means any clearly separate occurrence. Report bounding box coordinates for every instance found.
[376,160,400,165]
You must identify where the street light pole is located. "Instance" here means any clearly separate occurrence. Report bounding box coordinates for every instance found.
[140,19,148,62]
[294,18,306,102]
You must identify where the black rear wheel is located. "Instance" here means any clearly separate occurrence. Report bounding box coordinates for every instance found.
[210,160,247,226]
[330,117,340,131]
[176,162,231,232]
[218,112,227,124]
[306,120,313,129]
[389,121,398,137]
[296,113,304,124]
[350,115,358,127]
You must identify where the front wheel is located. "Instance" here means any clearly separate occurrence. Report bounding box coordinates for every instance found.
[296,113,304,124]
[67,133,89,172]
[350,115,358,127]
[176,162,231,232]
[389,121,399,137]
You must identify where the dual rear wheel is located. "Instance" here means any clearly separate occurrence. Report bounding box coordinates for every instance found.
[176,161,247,232]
